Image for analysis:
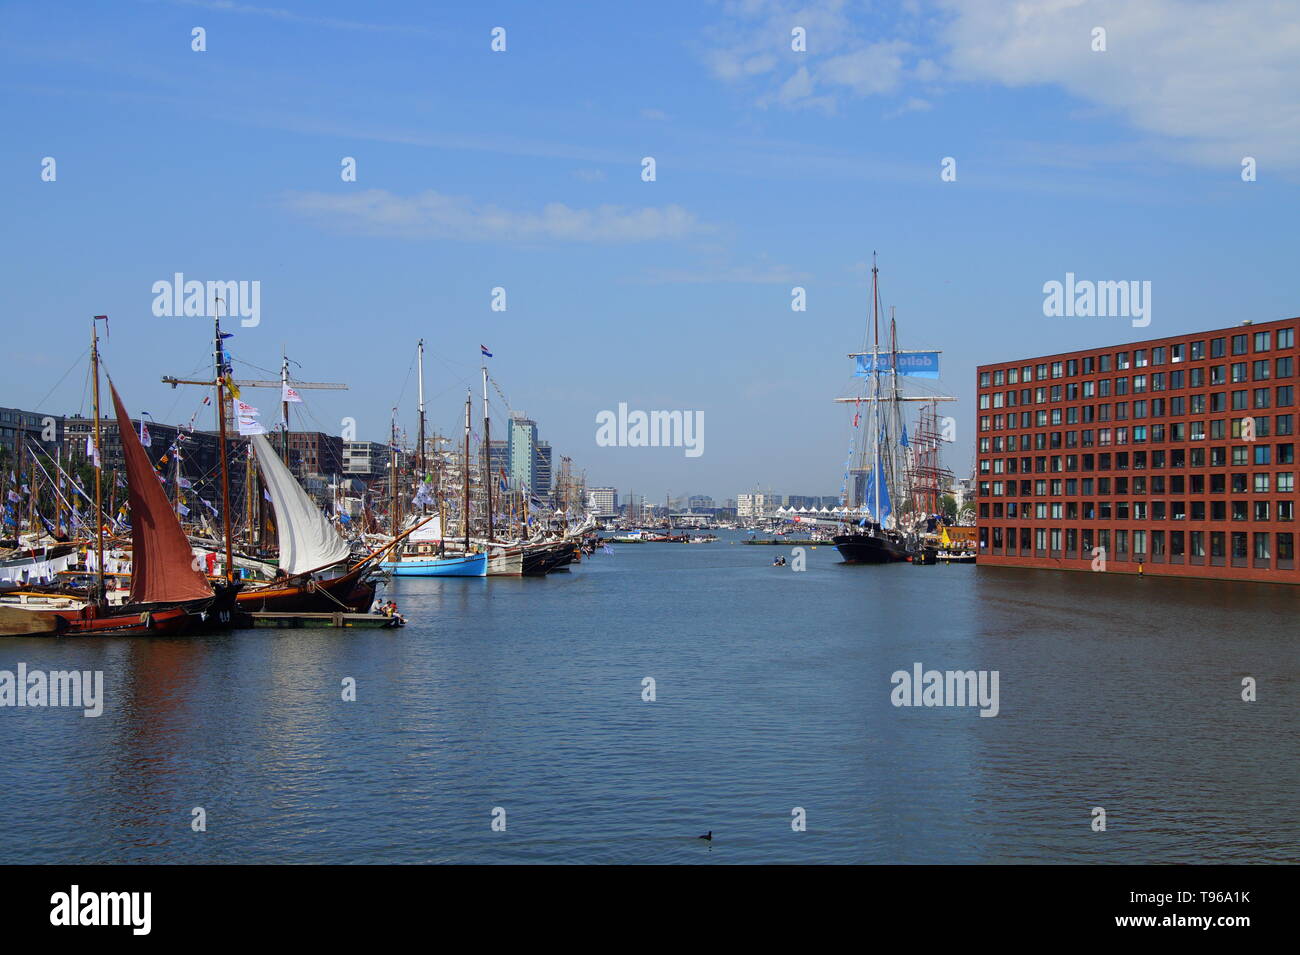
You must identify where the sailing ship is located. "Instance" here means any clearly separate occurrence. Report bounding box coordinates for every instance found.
[3,320,229,636]
[832,256,954,565]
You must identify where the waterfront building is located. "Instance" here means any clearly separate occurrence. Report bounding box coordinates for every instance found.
[975,317,1300,583]
[507,413,538,495]
[343,441,388,480]
[737,492,780,518]
[588,486,618,517]
[0,407,61,458]
[282,431,344,480]
[488,439,508,483]
[535,440,553,500]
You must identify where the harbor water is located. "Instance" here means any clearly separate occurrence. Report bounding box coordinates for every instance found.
[0,531,1294,864]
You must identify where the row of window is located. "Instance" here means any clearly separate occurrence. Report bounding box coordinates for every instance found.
[980,499,1296,521]
[978,328,1296,387]
[980,361,1297,410]
[980,422,1294,448]
[978,446,1297,481]
[979,527,1293,562]
[981,469,1296,493]
[982,397,1297,435]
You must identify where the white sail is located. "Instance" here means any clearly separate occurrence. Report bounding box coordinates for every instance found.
[251,434,352,574]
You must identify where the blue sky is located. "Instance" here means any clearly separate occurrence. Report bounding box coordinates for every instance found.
[3,0,1297,501]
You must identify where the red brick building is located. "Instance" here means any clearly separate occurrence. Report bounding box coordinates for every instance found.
[975,317,1299,583]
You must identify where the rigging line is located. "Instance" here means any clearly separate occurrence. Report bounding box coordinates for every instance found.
[31,347,90,413]
[391,351,417,412]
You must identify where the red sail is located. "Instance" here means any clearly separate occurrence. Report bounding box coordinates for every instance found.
[110,382,214,604]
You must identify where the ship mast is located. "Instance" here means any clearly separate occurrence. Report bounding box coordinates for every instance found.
[417,340,426,483]
[482,364,493,540]
[463,390,471,551]
[90,318,105,605]
[214,316,234,581]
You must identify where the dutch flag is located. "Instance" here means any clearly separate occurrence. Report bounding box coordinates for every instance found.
[480,344,493,358]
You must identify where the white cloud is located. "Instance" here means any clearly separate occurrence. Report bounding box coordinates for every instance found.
[704,0,917,111]
[939,0,1300,166]
[703,0,1300,166]
[283,189,707,242]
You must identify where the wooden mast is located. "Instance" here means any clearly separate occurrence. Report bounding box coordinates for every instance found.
[213,315,234,582]
[482,365,493,541]
[389,411,398,538]
[417,340,426,483]
[90,318,105,605]
[463,389,471,551]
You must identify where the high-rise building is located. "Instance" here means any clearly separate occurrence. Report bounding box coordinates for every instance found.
[535,441,553,500]
[507,414,538,495]
[589,486,618,516]
[976,317,1299,583]
[737,492,780,517]
[488,439,508,485]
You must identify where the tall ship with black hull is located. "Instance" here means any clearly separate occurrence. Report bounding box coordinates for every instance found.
[832,255,954,565]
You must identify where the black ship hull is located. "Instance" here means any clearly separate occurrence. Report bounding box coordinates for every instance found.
[833,533,910,564]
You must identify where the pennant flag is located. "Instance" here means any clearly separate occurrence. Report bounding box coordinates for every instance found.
[225,376,241,400]
[200,498,217,514]
[177,477,193,489]
[6,490,19,504]
[263,488,272,502]
[480,345,493,358]
[282,384,303,403]
[85,435,100,468]
[20,484,30,496]
[177,503,190,517]
[139,420,151,445]
[238,415,265,436]
[235,400,259,417]
[219,332,234,340]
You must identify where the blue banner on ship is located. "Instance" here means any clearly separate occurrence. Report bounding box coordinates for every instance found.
[854,352,940,378]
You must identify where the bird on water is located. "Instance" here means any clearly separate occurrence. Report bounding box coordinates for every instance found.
[698,831,712,842]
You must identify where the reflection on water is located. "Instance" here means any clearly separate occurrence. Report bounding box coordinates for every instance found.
[0,533,1295,863]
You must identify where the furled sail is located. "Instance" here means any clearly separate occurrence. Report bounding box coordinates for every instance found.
[110,382,214,604]
[251,434,352,575]
[865,457,892,527]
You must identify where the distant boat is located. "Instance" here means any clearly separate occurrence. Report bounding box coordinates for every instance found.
[384,551,487,577]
